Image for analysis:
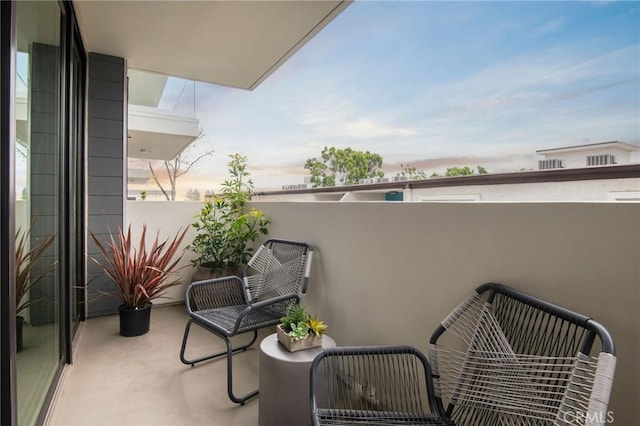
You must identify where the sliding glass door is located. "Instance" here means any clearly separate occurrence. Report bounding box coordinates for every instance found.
[2,1,86,424]
[14,1,63,424]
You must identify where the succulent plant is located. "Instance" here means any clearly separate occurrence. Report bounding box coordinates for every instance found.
[280,304,308,333]
[280,304,327,338]
[289,322,310,341]
[307,314,327,337]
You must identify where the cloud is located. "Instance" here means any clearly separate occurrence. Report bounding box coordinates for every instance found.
[407,44,639,139]
[338,118,418,139]
[531,17,565,38]
[295,96,357,127]
[591,1,618,8]
[551,77,638,101]
[286,89,418,140]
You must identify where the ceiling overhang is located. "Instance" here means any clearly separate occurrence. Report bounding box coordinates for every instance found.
[127,69,168,107]
[128,104,201,160]
[73,0,352,90]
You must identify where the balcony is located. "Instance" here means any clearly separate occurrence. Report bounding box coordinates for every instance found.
[48,200,639,424]
[47,305,267,425]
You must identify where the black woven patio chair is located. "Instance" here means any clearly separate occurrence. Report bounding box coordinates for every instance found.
[310,283,616,426]
[180,238,313,405]
[310,346,454,425]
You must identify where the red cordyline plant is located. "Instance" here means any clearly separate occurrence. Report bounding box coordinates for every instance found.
[15,218,56,315]
[90,224,188,310]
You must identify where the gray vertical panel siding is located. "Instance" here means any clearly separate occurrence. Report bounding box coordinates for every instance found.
[86,53,125,317]
[29,43,60,325]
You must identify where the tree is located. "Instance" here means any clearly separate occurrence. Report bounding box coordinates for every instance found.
[445,166,475,177]
[185,188,201,201]
[148,135,214,201]
[304,146,384,187]
[396,163,427,180]
[220,153,254,206]
[431,165,489,178]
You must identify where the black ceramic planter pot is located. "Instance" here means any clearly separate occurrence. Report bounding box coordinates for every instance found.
[118,303,152,337]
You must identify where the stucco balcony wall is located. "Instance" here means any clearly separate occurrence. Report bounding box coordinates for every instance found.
[126,200,639,424]
[125,200,201,303]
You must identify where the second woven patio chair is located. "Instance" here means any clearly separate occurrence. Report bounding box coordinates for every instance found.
[180,238,313,405]
[310,283,616,425]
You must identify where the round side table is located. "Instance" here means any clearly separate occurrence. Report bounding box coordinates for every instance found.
[259,333,336,426]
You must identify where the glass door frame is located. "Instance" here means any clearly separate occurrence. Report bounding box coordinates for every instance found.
[65,9,87,360]
[33,1,87,423]
[0,1,87,424]
[1,1,18,425]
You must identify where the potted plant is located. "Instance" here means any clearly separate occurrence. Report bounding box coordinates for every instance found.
[89,224,188,337]
[15,219,56,352]
[276,305,327,352]
[188,153,269,280]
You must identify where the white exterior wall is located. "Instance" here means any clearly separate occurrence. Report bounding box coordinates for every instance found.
[408,178,640,201]
[540,147,636,169]
[256,178,640,202]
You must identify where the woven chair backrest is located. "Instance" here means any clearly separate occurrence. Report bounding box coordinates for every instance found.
[245,240,312,304]
[312,346,432,417]
[429,283,616,426]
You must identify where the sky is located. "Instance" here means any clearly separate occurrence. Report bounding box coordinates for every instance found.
[157,0,640,192]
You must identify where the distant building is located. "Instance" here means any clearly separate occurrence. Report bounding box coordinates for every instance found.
[282,184,308,190]
[126,69,202,198]
[536,141,640,170]
[263,141,640,202]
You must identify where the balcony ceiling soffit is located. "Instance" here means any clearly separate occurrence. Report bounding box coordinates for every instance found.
[128,69,168,107]
[128,130,197,161]
[74,0,351,90]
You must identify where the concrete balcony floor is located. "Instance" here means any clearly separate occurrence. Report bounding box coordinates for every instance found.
[47,305,269,425]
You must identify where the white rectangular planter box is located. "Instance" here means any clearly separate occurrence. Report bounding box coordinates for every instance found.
[276,324,323,352]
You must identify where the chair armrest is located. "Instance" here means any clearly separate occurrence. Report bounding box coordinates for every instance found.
[246,292,301,310]
[185,276,247,314]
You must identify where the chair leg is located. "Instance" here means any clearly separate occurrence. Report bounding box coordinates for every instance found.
[224,336,259,405]
[179,319,258,366]
[180,320,260,405]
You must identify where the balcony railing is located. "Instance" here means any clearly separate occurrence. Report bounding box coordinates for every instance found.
[49,200,639,424]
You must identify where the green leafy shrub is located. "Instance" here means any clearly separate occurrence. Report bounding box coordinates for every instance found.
[188,154,269,274]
